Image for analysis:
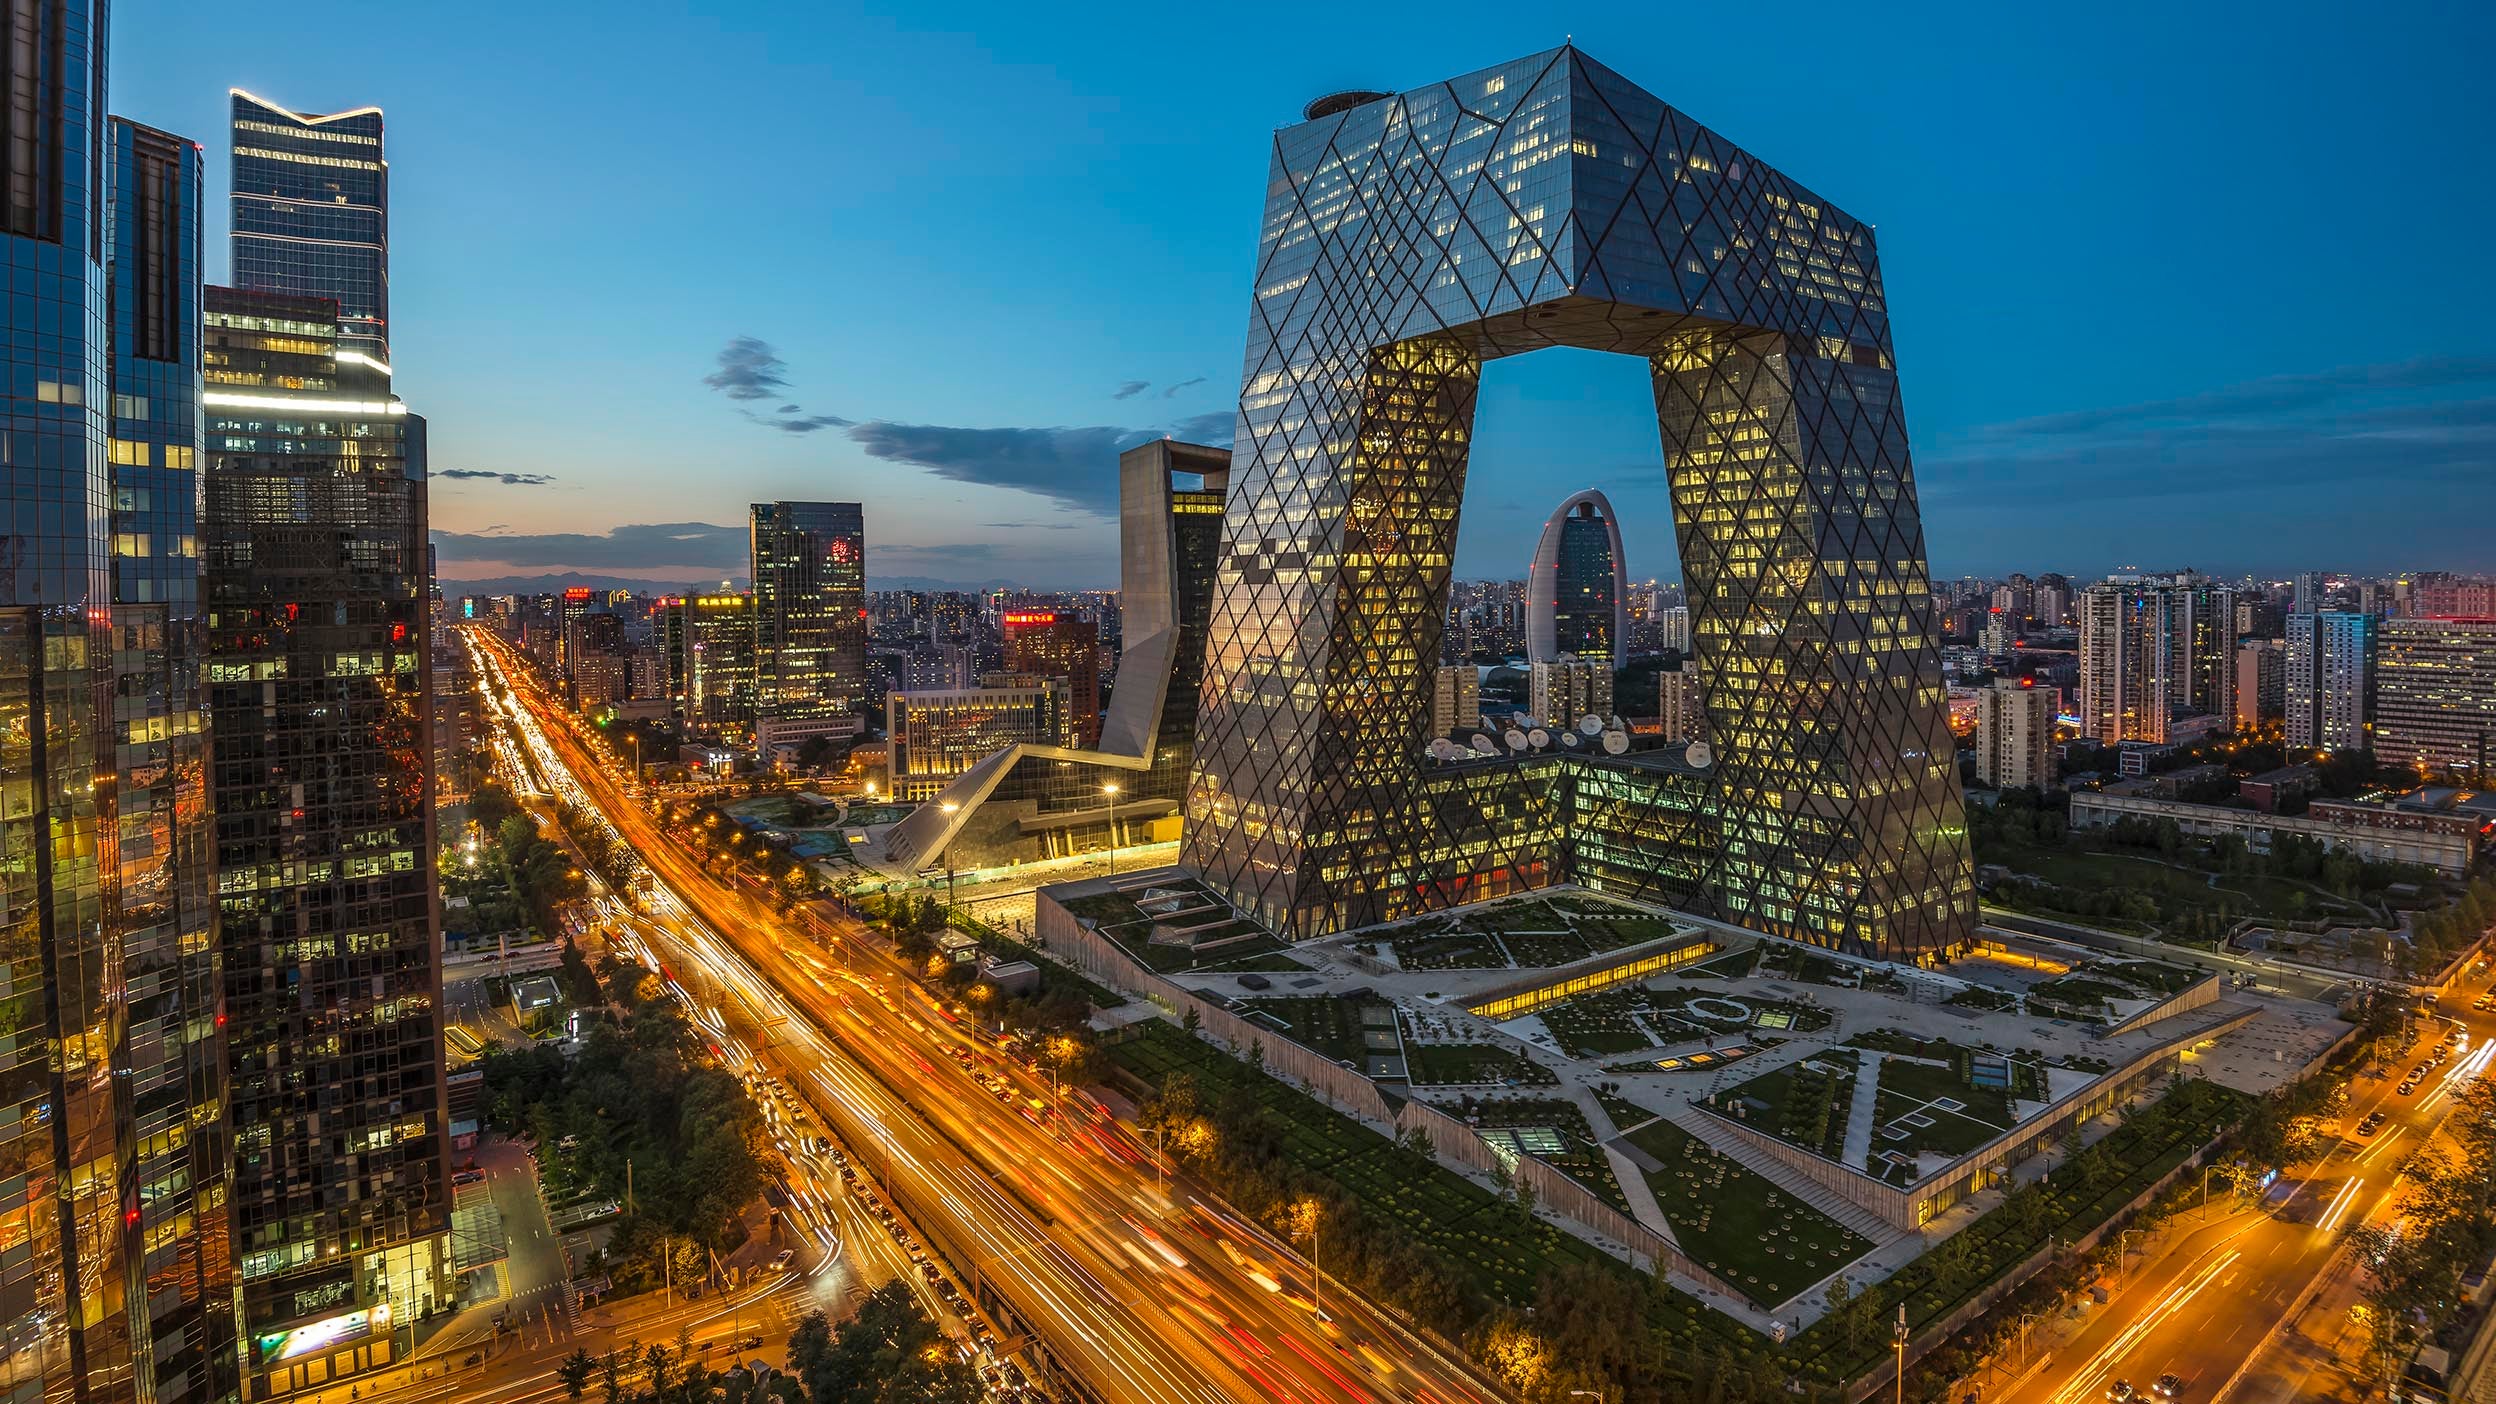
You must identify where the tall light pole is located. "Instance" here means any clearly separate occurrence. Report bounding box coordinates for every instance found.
[938,801,960,907]
[1102,782,1121,877]
[1894,1302,1908,1404]
[1290,1198,1324,1320]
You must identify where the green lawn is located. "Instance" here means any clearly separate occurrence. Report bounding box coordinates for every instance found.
[1623,1118,1873,1306]
[1236,995,1394,1066]
[1868,1056,2018,1162]
[1404,1041,1559,1087]
[1058,883,1299,974]
[1539,990,1660,1058]
[1709,1052,1857,1161]
[1467,1096,1633,1213]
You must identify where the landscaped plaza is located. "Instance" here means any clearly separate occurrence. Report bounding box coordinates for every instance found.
[1052,874,2350,1331]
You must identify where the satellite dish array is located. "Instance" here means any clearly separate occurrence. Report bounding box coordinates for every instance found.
[1420,711,1634,761]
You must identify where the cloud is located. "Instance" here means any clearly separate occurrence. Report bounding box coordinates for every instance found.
[1166,410,1236,447]
[1112,380,1150,400]
[437,469,555,486]
[764,412,853,434]
[1925,357,2496,507]
[846,423,1138,513]
[1161,376,1207,398]
[430,522,748,571]
[703,337,791,401]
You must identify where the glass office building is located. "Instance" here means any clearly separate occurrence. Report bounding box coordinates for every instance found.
[749,501,866,754]
[1181,48,1975,961]
[228,91,388,362]
[682,591,757,735]
[1526,489,1627,666]
[107,116,243,1404]
[201,286,447,1397]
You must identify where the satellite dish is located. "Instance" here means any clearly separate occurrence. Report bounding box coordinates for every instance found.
[1528,728,1550,750]
[1428,739,1457,761]
[1577,715,1604,736]
[1560,731,1583,747]
[1503,728,1529,751]
[1686,741,1715,768]
[1471,733,1497,755]
[1601,730,1629,755]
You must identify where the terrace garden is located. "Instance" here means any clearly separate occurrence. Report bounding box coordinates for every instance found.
[1059,881,1300,974]
[2025,958,2205,1023]
[1462,1095,1633,1213]
[1619,1116,1874,1306]
[1237,995,1398,1069]
[1403,1039,1558,1087]
[1703,1051,1859,1162]
[1528,982,1832,1061]
[1368,893,1691,972]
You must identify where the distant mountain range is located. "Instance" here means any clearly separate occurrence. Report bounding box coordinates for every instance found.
[434,571,1032,598]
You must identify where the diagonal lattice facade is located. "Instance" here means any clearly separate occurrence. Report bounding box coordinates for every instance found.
[1181,46,1975,962]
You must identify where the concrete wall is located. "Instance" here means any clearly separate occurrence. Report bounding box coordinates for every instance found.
[2100,971,2224,1038]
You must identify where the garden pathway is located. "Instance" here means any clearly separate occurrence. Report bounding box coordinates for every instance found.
[1838,1054,1884,1168]
[1574,1088,1680,1247]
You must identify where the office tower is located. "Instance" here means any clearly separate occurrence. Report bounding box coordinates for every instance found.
[1976,678,2056,790]
[886,440,1227,868]
[1003,609,1101,747]
[2293,571,2327,616]
[2417,578,2496,618]
[1181,48,1973,958]
[1526,489,1628,666]
[1657,604,1692,656]
[202,286,447,1394]
[887,678,1067,801]
[2374,616,2496,778]
[2234,641,2284,729]
[1529,656,1613,729]
[2285,610,2376,753]
[2075,573,2239,744]
[1656,664,1705,744]
[656,596,688,707]
[557,586,594,679]
[228,90,388,360]
[1429,665,1480,739]
[749,501,867,755]
[1981,608,2015,657]
[107,118,244,1404]
[683,591,757,733]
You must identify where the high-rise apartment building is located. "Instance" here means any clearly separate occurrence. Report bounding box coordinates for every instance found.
[2033,575,2071,628]
[108,116,244,1404]
[202,285,447,1395]
[1976,678,2056,790]
[2,11,250,1397]
[2374,616,2496,777]
[1003,609,1101,747]
[1181,49,1973,958]
[1429,664,1480,739]
[2234,640,2284,729]
[2285,610,2376,753]
[1656,664,1705,744]
[1530,656,1613,728]
[229,90,389,360]
[1526,490,1628,666]
[750,501,867,755]
[2076,573,2239,744]
[1657,604,1692,656]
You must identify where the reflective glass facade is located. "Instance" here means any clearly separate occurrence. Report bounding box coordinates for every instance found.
[201,287,446,1397]
[1526,490,1626,666]
[682,592,756,735]
[227,92,387,361]
[749,502,865,749]
[108,116,240,1404]
[1182,48,1975,961]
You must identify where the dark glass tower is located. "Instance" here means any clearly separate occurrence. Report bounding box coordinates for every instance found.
[227,91,388,362]
[107,115,242,1404]
[749,501,866,753]
[1183,49,1975,960]
[1527,489,1628,667]
[201,286,445,1396]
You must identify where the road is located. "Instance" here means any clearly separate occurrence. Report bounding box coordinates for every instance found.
[1992,970,2493,1404]
[465,625,1506,1404]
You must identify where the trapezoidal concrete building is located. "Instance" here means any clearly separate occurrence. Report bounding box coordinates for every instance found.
[1180,47,1975,961]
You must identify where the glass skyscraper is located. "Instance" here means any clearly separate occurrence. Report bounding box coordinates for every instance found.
[3,7,243,1399]
[749,501,867,754]
[201,286,446,1397]
[228,91,388,362]
[108,115,241,1404]
[1182,48,1975,961]
[1526,489,1628,667]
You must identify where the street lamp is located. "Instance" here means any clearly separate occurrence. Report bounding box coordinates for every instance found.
[1289,1198,1324,1320]
[1102,782,1121,877]
[1894,1302,1908,1404]
[938,801,960,907]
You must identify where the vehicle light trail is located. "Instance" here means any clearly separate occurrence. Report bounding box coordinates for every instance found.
[2050,1250,2239,1404]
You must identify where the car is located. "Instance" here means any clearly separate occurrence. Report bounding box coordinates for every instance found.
[2107,1382,2135,1402]
[2399,1082,2419,1096]
[2358,1119,2382,1137]
[771,1249,795,1272]
[2153,1374,2184,1399]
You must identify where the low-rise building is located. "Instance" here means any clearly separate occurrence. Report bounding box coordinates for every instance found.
[2070,791,2479,876]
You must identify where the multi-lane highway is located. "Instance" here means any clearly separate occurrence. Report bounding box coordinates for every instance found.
[2000,969,2494,1404]
[464,625,1505,1404]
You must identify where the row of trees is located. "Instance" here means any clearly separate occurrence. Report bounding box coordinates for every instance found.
[548,1284,980,1404]
[479,954,767,1295]
[2351,1078,2496,1391]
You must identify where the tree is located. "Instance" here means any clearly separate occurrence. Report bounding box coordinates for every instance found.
[557,1347,598,1402]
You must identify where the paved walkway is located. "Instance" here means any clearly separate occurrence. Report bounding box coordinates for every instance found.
[1839,1053,1884,1170]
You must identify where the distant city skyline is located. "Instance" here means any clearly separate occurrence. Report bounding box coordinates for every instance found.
[106,0,2496,589]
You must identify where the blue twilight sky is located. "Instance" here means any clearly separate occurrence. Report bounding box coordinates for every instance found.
[113,0,2496,591]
